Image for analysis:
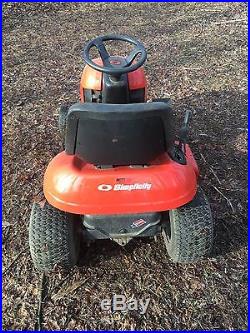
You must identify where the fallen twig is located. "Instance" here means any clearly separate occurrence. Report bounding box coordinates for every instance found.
[213,18,247,25]
[200,153,222,185]
[212,185,235,214]
[49,272,72,297]
[181,66,202,70]
[51,276,91,301]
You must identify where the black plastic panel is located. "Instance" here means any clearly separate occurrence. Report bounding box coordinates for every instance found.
[83,212,161,239]
[65,101,174,166]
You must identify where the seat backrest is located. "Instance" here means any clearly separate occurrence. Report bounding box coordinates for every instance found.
[65,101,175,165]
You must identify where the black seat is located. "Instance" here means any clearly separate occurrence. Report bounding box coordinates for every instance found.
[65,101,175,165]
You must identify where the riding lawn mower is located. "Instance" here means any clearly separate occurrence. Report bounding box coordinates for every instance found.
[29,34,214,271]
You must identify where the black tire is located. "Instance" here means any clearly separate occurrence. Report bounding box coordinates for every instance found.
[163,187,214,263]
[29,202,80,271]
[58,104,69,138]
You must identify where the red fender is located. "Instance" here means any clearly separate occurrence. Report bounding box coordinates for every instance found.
[44,145,199,215]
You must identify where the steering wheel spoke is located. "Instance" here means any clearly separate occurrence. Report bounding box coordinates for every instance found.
[125,47,142,67]
[94,38,112,67]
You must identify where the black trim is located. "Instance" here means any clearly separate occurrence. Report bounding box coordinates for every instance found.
[83,212,160,235]
[130,88,145,103]
[168,145,187,165]
[102,73,129,103]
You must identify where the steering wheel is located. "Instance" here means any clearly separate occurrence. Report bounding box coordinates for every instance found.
[83,34,147,75]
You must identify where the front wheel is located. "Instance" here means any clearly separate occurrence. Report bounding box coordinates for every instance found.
[29,202,80,271]
[163,187,214,263]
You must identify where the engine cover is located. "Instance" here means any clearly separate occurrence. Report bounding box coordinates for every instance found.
[80,57,147,103]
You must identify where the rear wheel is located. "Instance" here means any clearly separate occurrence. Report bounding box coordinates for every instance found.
[29,202,80,271]
[163,187,214,263]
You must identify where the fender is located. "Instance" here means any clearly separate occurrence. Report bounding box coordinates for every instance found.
[44,145,199,215]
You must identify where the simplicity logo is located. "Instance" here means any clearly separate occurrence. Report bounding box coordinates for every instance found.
[98,183,152,192]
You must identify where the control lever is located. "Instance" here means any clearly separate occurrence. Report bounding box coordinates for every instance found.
[179,110,192,152]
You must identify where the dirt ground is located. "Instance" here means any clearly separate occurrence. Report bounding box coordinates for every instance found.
[2,2,248,331]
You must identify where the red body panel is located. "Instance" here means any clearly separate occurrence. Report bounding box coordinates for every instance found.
[44,146,199,215]
[127,67,147,90]
[79,58,147,102]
